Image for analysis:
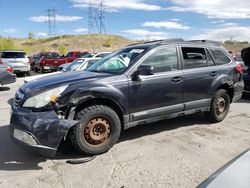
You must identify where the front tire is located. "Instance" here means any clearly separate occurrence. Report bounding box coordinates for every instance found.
[70,105,121,155]
[206,89,230,123]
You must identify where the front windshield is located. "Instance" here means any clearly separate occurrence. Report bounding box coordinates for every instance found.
[86,47,147,74]
[64,59,85,72]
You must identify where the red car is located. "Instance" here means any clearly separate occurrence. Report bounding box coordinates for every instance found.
[34,51,88,73]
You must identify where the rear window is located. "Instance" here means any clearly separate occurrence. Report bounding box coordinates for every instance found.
[210,49,231,65]
[43,52,60,59]
[1,52,26,58]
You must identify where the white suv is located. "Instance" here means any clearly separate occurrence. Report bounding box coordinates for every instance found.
[0,50,30,75]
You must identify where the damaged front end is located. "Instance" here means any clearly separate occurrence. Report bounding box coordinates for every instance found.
[9,88,79,157]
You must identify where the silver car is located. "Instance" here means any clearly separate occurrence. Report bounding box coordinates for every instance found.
[0,50,30,75]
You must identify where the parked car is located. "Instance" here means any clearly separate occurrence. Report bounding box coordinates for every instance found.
[58,58,100,72]
[92,51,111,58]
[0,64,16,86]
[35,51,89,73]
[241,47,250,95]
[0,50,30,76]
[81,52,111,58]
[29,54,38,71]
[65,51,89,63]
[10,39,243,157]
[198,148,250,188]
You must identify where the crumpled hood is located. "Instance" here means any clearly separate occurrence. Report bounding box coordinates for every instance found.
[20,71,111,95]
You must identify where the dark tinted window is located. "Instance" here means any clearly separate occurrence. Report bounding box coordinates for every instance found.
[43,52,60,59]
[1,52,26,58]
[75,52,81,57]
[181,47,207,69]
[141,47,178,73]
[210,49,231,65]
[66,52,74,58]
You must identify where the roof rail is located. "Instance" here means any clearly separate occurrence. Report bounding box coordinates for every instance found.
[188,40,222,46]
[127,38,184,47]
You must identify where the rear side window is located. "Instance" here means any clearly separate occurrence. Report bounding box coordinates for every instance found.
[210,49,231,65]
[1,52,26,58]
[141,47,178,73]
[66,52,74,58]
[181,47,207,69]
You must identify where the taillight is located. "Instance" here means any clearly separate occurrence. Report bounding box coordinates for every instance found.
[6,67,13,73]
[0,58,3,64]
[235,64,243,74]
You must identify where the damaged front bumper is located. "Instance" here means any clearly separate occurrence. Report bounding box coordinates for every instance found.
[9,106,78,157]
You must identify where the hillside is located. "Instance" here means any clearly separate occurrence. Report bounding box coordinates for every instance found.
[0,34,249,55]
[0,34,134,55]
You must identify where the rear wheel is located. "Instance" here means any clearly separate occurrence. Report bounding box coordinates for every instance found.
[26,71,31,76]
[34,67,38,72]
[206,89,230,123]
[70,105,121,155]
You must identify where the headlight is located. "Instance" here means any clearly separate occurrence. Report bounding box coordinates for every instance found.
[22,85,68,108]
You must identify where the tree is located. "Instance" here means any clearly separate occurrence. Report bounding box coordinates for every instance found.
[28,32,34,40]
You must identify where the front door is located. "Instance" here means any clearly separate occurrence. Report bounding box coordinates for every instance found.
[128,46,184,121]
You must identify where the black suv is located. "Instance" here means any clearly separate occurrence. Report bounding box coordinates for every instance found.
[10,39,244,157]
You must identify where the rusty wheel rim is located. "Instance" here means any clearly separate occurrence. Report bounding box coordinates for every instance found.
[84,117,111,146]
[216,97,226,115]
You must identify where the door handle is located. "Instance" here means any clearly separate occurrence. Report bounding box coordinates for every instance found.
[171,76,183,83]
[210,71,218,77]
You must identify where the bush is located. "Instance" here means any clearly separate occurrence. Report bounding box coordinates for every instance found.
[103,36,114,47]
[58,45,68,55]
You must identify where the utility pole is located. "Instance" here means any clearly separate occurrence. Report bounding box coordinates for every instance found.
[88,0,106,34]
[47,9,57,37]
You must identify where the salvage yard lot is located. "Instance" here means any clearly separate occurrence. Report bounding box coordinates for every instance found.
[0,75,250,188]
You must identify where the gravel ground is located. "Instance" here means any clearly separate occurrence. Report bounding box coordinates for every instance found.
[0,74,250,188]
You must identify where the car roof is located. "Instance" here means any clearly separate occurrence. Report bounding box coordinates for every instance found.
[1,50,26,52]
[127,39,223,49]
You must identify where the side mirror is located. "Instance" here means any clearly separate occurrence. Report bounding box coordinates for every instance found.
[132,65,154,81]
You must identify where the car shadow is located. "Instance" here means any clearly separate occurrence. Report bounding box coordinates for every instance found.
[119,113,209,142]
[235,96,250,103]
[0,125,47,171]
[0,87,10,91]
[0,113,209,171]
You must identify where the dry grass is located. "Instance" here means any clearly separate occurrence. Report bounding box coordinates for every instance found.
[14,34,134,55]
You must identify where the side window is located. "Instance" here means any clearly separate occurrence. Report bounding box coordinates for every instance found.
[75,52,81,57]
[181,47,207,69]
[141,47,178,73]
[210,49,231,65]
[206,49,215,66]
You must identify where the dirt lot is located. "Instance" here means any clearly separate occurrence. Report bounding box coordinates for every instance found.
[0,75,250,188]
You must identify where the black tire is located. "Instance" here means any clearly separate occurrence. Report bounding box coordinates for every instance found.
[70,105,121,155]
[34,67,38,72]
[206,89,230,123]
[40,67,44,74]
[26,71,31,76]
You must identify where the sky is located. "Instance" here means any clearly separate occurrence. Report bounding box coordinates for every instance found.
[0,0,250,41]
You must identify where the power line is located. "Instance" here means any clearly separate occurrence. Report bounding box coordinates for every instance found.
[88,0,106,34]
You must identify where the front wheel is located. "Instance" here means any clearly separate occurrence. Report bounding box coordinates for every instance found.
[70,105,121,155]
[205,89,230,123]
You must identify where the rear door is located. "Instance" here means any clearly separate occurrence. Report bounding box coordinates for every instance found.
[180,46,217,110]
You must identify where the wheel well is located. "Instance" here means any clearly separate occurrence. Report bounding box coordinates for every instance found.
[74,98,124,129]
[216,84,234,102]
